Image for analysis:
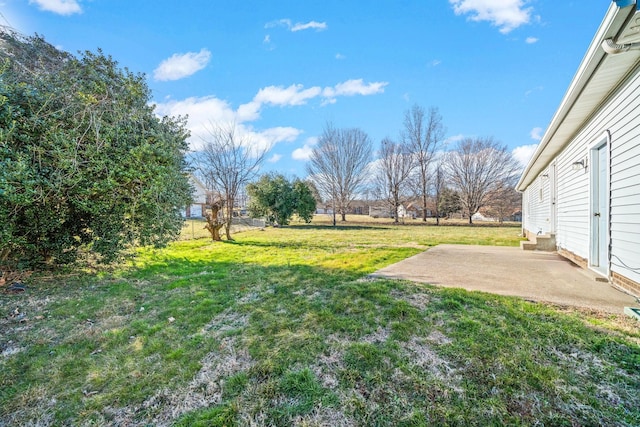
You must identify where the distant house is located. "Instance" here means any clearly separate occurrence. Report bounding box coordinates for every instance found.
[347,199,372,215]
[517,1,640,297]
[405,201,433,219]
[369,203,407,219]
[315,199,372,216]
[471,212,495,222]
[183,174,209,218]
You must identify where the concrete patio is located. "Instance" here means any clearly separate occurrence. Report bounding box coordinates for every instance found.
[371,244,639,314]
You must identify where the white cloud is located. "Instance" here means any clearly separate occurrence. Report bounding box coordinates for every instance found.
[292,137,318,161]
[322,79,388,104]
[428,59,442,67]
[268,154,283,163]
[265,19,291,29]
[333,79,388,96]
[291,21,327,32]
[254,84,323,106]
[29,0,81,15]
[525,36,538,44]
[259,126,302,143]
[443,134,465,145]
[154,96,236,148]
[512,144,538,167]
[253,79,387,108]
[263,34,276,50]
[292,145,313,161]
[265,19,327,32]
[524,85,543,97]
[154,78,385,152]
[153,48,211,81]
[530,126,543,140]
[236,101,262,122]
[449,0,533,34]
[335,53,346,60]
[154,95,302,153]
[240,126,301,154]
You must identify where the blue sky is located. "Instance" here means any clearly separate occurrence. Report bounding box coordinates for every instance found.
[2,0,610,177]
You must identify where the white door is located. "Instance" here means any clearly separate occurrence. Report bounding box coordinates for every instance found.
[590,143,608,275]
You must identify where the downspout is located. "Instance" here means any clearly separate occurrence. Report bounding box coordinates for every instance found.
[607,130,613,282]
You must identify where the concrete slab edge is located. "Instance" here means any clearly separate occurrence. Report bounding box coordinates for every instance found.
[624,307,640,321]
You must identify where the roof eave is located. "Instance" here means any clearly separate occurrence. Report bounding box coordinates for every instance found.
[516,1,637,191]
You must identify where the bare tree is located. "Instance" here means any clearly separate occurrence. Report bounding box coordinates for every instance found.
[432,161,446,225]
[403,105,445,222]
[483,184,522,223]
[445,137,520,224]
[376,138,415,224]
[197,124,268,240]
[306,123,373,224]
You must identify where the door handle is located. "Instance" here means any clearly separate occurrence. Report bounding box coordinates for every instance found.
[594,212,601,217]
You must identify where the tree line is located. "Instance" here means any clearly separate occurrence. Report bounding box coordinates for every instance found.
[197,104,522,243]
[306,105,522,226]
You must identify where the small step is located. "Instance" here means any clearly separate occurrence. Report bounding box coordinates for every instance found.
[534,234,556,251]
[520,241,537,251]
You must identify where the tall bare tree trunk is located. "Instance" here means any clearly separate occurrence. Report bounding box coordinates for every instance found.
[204,203,224,241]
[422,190,428,222]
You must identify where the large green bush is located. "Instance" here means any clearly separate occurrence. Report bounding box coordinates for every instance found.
[0,30,191,270]
[247,173,316,225]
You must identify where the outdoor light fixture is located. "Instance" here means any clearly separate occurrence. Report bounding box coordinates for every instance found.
[571,159,586,171]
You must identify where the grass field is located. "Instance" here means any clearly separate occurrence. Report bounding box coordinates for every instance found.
[1,222,639,426]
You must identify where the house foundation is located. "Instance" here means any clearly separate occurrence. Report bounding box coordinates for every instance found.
[611,271,640,298]
[557,248,640,298]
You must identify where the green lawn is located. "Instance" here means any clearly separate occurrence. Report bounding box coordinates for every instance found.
[1,223,639,426]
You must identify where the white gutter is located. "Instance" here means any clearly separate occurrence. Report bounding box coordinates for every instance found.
[516,1,637,191]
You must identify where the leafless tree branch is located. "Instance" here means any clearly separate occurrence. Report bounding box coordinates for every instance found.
[306,123,373,224]
[195,123,269,240]
[402,105,445,222]
[445,137,520,224]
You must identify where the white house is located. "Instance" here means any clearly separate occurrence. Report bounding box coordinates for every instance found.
[183,174,209,218]
[517,0,640,297]
[369,204,408,219]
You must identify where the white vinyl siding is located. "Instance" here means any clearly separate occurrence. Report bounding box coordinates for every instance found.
[608,77,640,284]
[555,144,590,260]
[522,171,551,236]
[539,66,640,283]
